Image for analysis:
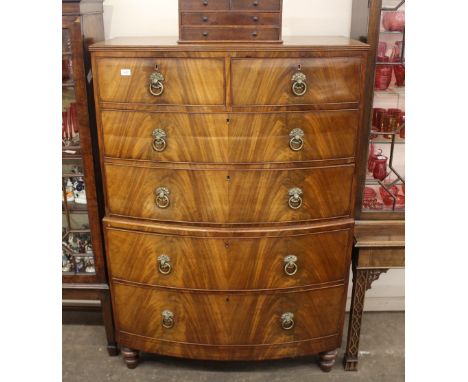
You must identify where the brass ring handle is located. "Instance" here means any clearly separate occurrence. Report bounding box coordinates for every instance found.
[288,187,303,209]
[161,310,174,329]
[152,128,167,152]
[291,72,307,96]
[149,71,165,96]
[289,128,304,151]
[281,312,295,330]
[284,255,298,276]
[155,187,170,209]
[157,254,172,275]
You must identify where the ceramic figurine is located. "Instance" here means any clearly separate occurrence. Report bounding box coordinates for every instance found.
[85,258,95,273]
[73,177,87,205]
[65,178,74,202]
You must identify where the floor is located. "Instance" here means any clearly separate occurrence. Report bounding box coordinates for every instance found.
[63,311,404,382]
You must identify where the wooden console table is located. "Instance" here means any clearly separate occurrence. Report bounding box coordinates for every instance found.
[343,220,405,371]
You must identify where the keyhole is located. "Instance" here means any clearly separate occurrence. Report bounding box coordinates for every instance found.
[155,64,159,70]
[297,64,302,71]
[224,241,230,248]
[226,175,231,181]
[226,297,230,302]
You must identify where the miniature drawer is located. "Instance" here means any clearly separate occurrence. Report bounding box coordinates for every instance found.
[180,12,281,25]
[231,57,362,106]
[95,57,225,105]
[180,26,280,41]
[231,0,281,11]
[104,163,355,224]
[100,110,359,163]
[106,225,352,290]
[179,0,230,11]
[113,282,345,345]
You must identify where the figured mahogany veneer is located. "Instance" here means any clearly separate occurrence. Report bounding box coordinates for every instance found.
[231,57,362,106]
[113,282,345,348]
[106,224,353,290]
[90,37,368,369]
[101,110,359,163]
[95,57,225,105]
[181,27,280,42]
[104,163,355,224]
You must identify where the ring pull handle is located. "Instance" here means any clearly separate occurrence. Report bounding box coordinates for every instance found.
[281,312,295,330]
[155,187,170,209]
[289,128,304,151]
[161,310,175,329]
[288,187,303,209]
[157,254,172,275]
[291,72,307,96]
[283,255,298,276]
[149,69,165,97]
[152,129,167,152]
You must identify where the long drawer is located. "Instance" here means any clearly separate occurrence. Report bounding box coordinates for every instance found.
[101,110,359,163]
[104,163,355,223]
[106,225,352,290]
[180,12,281,25]
[95,57,225,105]
[113,282,345,346]
[231,57,362,106]
[180,26,280,42]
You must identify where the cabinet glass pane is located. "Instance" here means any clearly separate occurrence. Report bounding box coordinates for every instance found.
[363,0,405,214]
[62,26,95,276]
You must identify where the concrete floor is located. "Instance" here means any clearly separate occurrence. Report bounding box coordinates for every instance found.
[63,311,404,382]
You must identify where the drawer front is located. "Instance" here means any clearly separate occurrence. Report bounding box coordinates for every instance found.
[180,12,281,26]
[95,58,225,105]
[101,111,229,162]
[104,164,354,223]
[179,0,229,10]
[180,27,279,41]
[101,110,358,163]
[114,283,344,345]
[107,227,351,289]
[231,57,362,106]
[231,0,282,10]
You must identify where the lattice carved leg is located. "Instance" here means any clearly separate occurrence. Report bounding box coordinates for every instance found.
[122,347,140,369]
[343,267,388,371]
[318,349,338,372]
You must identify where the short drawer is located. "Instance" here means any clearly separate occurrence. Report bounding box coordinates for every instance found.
[179,0,229,10]
[106,226,352,289]
[95,57,225,105]
[180,26,280,41]
[101,110,359,163]
[113,282,345,345]
[180,12,281,25]
[104,163,355,223]
[231,57,362,106]
[231,0,282,11]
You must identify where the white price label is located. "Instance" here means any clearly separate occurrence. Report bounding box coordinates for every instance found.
[120,69,131,76]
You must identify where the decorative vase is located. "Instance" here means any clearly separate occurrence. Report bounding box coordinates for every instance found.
[375,57,392,90]
[382,11,405,32]
[372,154,388,181]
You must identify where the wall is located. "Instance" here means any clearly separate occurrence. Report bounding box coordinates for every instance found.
[101,0,405,311]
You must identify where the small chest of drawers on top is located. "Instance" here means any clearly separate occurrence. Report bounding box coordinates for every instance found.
[90,36,368,371]
[178,0,283,43]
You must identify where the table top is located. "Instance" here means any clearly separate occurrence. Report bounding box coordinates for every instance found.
[354,220,405,248]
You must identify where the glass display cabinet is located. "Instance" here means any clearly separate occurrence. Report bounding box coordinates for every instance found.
[353,0,405,220]
[344,0,405,371]
[62,0,117,356]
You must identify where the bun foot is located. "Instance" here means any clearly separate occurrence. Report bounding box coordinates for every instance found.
[318,349,338,372]
[122,347,139,369]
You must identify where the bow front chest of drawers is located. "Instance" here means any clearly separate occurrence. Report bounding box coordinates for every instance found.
[90,36,368,371]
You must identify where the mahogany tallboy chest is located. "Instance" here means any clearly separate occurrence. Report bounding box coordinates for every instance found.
[90,36,368,371]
